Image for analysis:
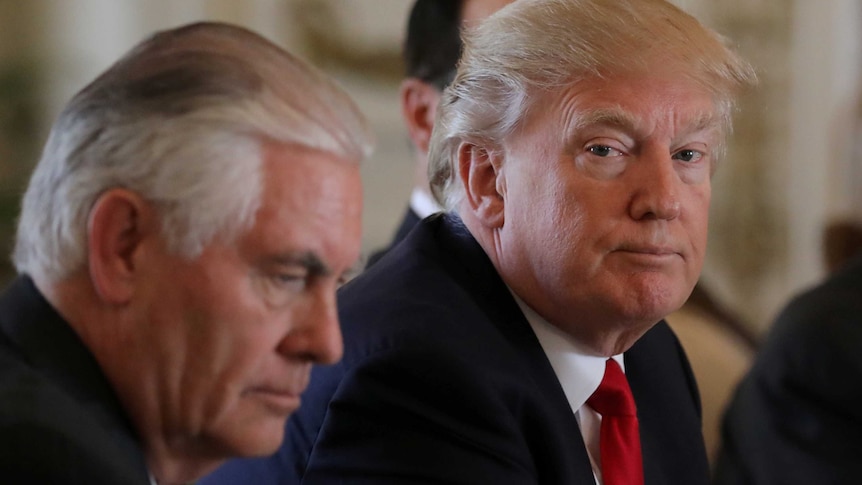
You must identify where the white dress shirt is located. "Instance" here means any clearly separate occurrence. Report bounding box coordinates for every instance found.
[512,294,625,485]
[409,188,442,219]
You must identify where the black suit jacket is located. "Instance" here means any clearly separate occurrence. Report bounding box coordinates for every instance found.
[0,276,150,484]
[202,214,709,484]
[714,256,862,485]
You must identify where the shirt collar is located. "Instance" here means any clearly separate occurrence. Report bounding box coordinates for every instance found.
[512,293,624,414]
[409,188,442,219]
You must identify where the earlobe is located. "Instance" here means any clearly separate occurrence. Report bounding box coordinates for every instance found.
[87,189,153,304]
[458,142,505,228]
[400,78,441,154]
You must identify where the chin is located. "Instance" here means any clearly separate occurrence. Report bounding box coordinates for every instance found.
[213,425,286,459]
[620,293,684,326]
[240,431,285,457]
[640,279,688,310]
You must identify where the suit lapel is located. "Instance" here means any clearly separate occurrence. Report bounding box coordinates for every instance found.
[433,214,596,482]
[626,322,710,484]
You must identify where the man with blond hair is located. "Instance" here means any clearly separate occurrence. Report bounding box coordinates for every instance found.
[214,0,755,483]
[289,0,753,483]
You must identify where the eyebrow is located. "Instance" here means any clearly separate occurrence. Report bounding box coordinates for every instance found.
[569,107,722,135]
[570,108,639,132]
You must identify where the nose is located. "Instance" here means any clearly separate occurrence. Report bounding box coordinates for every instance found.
[628,151,681,221]
[276,287,344,365]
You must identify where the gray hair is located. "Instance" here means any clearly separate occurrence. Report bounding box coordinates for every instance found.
[428,0,757,209]
[13,22,374,281]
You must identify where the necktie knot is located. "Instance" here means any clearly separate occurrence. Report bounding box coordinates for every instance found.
[587,358,637,417]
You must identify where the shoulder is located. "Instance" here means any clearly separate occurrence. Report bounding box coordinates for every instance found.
[299,319,569,483]
[282,300,548,484]
[738,263,862,416]
[0,350,149,484]
[761,262,862,371]
[337,229,505,365]
[716,263,862,484]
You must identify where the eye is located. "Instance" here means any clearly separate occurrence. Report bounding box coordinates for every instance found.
[266,269,312,301]
[271,272,308,286]
[587,144,623,157]
[672,149,703,163]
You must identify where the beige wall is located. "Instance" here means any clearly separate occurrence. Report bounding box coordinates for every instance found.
[2,0,861,337]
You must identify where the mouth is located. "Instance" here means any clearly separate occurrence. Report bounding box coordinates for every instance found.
[613,246,682,264]
[246,387,303,415]
[623,246,678,256]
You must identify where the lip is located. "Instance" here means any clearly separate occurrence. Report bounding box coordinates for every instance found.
[613,246,681,264]
[247,387,302,415]
[620,247,678,256]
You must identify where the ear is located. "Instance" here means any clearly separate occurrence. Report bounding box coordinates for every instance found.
[458,142,505,228]
[86,189,156,304]
[400,78,442,154]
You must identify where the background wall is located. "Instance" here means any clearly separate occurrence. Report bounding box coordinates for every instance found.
[0,0,860,338]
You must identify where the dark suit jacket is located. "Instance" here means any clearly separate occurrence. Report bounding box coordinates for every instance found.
[714,256,862,485]
[0,276,150,484]
[202,214,709,484]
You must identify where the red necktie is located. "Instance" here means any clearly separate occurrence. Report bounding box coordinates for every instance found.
[586,358,644,485]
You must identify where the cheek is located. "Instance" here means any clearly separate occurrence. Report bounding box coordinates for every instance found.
[679,185,711,273]
[688,185,712,242]
[193,319,280,428]
[183,286,275,392]
[526,194,592,275]
[203,307,279,375]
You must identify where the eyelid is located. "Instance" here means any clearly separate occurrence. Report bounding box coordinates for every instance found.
[584,141,626,158]
[269,252,331,277]
[673,145,707,155]
[271,270,309,292]
[277,270,308,281]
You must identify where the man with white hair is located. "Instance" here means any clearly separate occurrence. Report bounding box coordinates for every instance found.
[0,22,372,484]
[216,0,755,483]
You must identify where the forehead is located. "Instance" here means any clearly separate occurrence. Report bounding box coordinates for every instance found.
[261,143,360,198]
[548,73,723,139]
[240,142,362,260]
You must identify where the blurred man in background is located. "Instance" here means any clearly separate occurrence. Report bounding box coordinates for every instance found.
[366,0,512,266]
[715,218,862,484]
